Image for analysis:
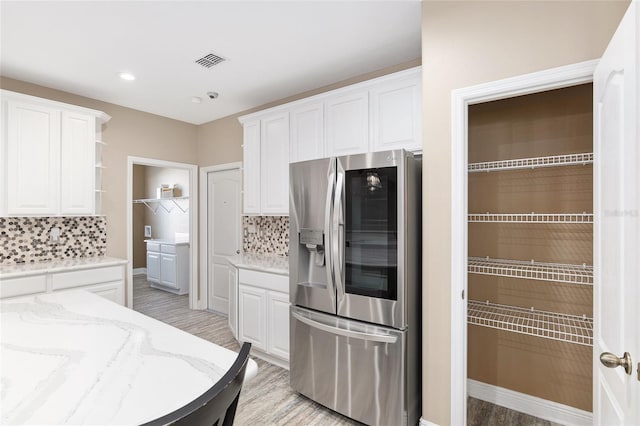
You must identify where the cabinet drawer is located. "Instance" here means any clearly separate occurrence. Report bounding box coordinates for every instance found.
[146,242,161,252]
[0,275,47,299]
[161,244,176,254]
[52,265,124,290]
[239,269,288,293]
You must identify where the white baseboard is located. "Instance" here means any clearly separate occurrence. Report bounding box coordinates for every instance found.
[467,379,592,426]
[419,418,439,426]
[132,268,147,276]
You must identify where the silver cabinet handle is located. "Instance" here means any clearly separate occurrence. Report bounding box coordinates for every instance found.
[600,351,632,375]
[292,311,397,344]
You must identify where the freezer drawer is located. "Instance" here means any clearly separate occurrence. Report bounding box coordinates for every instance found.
[290,306,407,426]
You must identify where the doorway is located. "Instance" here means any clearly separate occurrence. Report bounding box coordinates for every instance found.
[126,157,200,310]
[199,163,242,316]
[450,60,598,425]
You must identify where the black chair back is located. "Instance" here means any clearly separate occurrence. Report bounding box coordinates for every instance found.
[143,342,252,426]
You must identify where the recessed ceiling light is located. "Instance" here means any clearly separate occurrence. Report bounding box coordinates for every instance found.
[118,72,136,81]
[191,97,202,104]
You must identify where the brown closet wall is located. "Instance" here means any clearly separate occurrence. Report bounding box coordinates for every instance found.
[467,84,594,411]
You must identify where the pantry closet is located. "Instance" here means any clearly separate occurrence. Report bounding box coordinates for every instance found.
[467,84,594,414]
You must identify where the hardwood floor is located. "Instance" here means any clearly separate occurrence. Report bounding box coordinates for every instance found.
[133,276,558,426]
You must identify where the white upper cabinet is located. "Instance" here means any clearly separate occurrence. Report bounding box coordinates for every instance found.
[61,111,96,214]
[325,90,369,157]
[290,101,324,163]
[241,112,289,215]
[242,120,261,214]
[239,66,422,216]
[1,90,110,217]
[7,101,61,215]
[370,73,422,152]
[260,112,289,214]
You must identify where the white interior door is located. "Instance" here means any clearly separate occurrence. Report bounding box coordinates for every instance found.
[593,2,639,424]
[207,168,242,314]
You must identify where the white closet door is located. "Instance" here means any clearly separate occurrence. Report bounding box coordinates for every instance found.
[7,101,60,215]
[593,2,639,425]
[60,111,95,214]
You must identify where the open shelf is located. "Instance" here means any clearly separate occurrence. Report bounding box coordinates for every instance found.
[468,152,593,173]
[133,197,189,214]
[468,300,593,346]
[468,256,593,285]
[468,213,593,223]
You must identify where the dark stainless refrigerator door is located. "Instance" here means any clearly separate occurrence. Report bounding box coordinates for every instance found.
[290,306,407,426]
[334,150,410,329]
[289,158,337,315]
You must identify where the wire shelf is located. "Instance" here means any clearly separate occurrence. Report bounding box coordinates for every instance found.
[468,256,593,285]
[468,213,593,223]
[468,300,593,346]
[468,152,593,173]
[132,197,190,214]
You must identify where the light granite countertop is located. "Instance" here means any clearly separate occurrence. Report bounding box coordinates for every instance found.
[0,290,258,425]
[0,256,128,280]
[227,252,289,275]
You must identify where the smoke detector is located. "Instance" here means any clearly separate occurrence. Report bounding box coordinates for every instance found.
[195,53,226,68]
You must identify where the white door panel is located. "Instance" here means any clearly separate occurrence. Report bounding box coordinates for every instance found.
[593,2,639,424]
[207,168,241,316]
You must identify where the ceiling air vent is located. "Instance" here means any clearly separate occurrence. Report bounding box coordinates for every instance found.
[195,53,226,68]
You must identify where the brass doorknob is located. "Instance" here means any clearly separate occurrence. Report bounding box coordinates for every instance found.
[600,351,632,375]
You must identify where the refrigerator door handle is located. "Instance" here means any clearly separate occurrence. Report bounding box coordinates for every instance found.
[325,168,336,291]
[291,311,398,344]
[333,169,345,300]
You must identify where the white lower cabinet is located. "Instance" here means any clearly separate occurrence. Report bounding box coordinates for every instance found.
[145,241,189,295]
[0,261,126,305]
[228,266,238,339]
[237,268,289,368]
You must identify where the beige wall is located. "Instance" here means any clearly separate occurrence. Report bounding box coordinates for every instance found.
[132,165,146,269]
[0,77,199,262]
[420,1,629,424]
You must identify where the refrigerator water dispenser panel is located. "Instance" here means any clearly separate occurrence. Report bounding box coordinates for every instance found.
[299,229,325,267]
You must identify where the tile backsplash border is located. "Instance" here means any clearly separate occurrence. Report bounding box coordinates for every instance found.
[0,216,107,265]
[243,216,289,256]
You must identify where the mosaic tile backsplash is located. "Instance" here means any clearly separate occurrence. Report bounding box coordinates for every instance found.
[243,216,289,256]
[0,216,107,265]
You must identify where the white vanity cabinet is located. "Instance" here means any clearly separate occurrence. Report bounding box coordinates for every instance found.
[145,240,189,295]
[0,90,110,216]
[0,259,126,305]
[237,268,289,369]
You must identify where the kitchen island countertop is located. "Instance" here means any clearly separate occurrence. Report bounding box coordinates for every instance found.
[0,290,258,425]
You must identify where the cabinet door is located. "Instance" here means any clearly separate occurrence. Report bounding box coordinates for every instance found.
[160,253,178,288]
[242,120,261,214]
[7,101,61,215]
[228,267,238,339]
[290,102,324,163]
[261,112,290,214]
[238,284,267,351]
[61,111,95,214]
[146,251,160,283]
[326,90,369,156]
[370,74,422,152]
[267,291,290,361]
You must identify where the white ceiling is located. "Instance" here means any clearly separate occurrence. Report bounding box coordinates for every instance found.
[0,1,421,125]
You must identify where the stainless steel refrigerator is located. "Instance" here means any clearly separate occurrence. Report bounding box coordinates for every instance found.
[289,149,421,426]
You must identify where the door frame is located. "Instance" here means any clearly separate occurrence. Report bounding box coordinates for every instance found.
[199,162,243,312]
[126,156,200,309]
[449,60,598,425]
